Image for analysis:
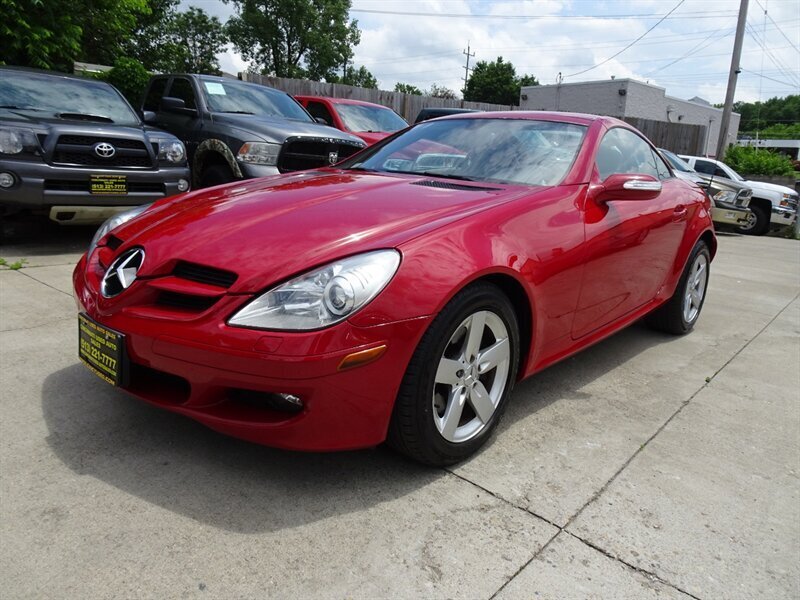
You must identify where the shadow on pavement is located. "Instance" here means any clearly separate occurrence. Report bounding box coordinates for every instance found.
[40,321,671,533]
[1,214,96,255]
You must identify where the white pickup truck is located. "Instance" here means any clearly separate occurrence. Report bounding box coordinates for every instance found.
[679,154,798,235]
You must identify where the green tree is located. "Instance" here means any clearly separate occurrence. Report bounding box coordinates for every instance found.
[734,95,800,132]
[225,0,360,80]
[0,0,147,71]
[723,145,794,177]
[170,7,227,74]
[394,82,422,95]
[426,83,457,99]
[96,57,152,106]
[464,56,538,105]
[123,0,183,72]
[333,65,377,88]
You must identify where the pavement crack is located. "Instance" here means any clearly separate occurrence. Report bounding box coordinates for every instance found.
[18,269,73,298]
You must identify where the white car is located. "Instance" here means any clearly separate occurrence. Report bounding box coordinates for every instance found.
[679,155,798,235]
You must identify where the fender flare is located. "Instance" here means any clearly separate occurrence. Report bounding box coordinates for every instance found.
[192,139,243,187]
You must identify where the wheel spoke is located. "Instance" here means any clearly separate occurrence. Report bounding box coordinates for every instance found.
[469,382,495,423]
[694,263,706,286]
[440,386,466,440]
[435,358,462,386]
[476,337,509,374]
[464,311,486,361]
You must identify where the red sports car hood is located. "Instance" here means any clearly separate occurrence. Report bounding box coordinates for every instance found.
[112,170,528,292]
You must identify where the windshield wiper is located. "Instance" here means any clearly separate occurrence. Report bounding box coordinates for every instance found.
[57,112,115,123]
[218,110,255,115]
[389,169,480,182]
[0,105,45,111]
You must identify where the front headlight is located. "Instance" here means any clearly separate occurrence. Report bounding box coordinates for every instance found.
[156,140,186,163]
[88,203,153,256]
[228,250,401,330]
[237,142,280,166]
[712,190,737,205]
[0,127,40,155]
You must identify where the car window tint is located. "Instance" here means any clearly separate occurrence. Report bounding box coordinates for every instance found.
[596,128,659,180]
[693,160,716,176]
[169,78,197,110]
[306,101,334,125]
[144,78,167,111]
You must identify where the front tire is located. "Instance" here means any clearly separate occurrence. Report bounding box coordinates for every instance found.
[646,240,710,335]
[737,204,769,236]
[387,282,520,466]
[199,163,235,188]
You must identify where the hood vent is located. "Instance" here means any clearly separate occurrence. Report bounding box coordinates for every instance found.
[173,261,238,288]
[412,179,501,192]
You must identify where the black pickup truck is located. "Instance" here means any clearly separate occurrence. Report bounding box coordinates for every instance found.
[0,67,190,224]
[140,74,367,188]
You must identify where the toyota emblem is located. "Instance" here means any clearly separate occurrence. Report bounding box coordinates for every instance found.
[94,142,116,158]
[101,248,145,297]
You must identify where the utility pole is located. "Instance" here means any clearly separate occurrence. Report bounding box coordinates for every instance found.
[462,42,475,97]
[716,0,749,159]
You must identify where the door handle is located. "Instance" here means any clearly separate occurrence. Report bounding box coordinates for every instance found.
[673,205,688,221]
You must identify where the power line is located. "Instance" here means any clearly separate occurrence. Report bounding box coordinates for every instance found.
[644,21,736,76]
[740,68,799,88]
[754,0,800,53]
[746,24,800,86]
[351,8,735,21]
[564,0,687,78]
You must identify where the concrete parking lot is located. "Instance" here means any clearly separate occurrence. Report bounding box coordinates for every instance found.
[1,221,798,599]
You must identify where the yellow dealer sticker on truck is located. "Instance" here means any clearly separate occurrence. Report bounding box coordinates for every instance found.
[90,175,128,195]
[78,314,126,386]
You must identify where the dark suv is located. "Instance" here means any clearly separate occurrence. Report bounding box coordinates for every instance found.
[0,68,190,224]
[141,74,367,187]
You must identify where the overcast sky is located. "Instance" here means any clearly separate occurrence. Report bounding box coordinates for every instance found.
[182,0,799,104]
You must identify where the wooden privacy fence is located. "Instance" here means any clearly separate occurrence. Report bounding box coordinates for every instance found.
[623,117,706,155]
[240,73,517,123]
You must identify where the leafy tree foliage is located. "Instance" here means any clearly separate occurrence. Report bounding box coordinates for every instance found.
[723,145,795,177]
[170,7,227,74]
[0,0,146,71]
[734,95,800,133]
[331,65,378,88]
[225,0,360,80]
[123,0,184,71]
[95,57,152,106]
[394,82,422,95]
[426,83,457,99]
[464,56,538,105]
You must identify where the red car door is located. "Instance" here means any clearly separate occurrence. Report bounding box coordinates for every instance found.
[571,127,688,339]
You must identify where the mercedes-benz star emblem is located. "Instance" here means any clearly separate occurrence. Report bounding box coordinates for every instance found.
[101,248,145,297]
[328,151,339,165]
[94,142,116,158]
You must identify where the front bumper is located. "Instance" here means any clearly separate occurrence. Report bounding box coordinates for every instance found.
[0,158,190,218]
[711,205,750,226]
[239,163,280,179]
[771,205,797,227]
[72,254,430,451]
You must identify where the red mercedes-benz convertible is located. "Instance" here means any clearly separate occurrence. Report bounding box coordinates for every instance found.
[74,112,715,466]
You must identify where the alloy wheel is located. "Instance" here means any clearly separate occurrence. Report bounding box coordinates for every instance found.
[682,253,708,324]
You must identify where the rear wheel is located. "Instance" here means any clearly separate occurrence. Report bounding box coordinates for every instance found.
[387,282,519,466]
[737,203,769,236]
[199,163,235,188]
[646,241,710,335]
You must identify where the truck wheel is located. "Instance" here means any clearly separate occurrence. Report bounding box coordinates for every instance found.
[737,204,769,236]
[199,164,234,188]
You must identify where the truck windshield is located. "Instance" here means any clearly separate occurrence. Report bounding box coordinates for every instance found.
[0,71,141,126]
[659,149,695,173]
[336,103,408,133]
[200,79,312,122]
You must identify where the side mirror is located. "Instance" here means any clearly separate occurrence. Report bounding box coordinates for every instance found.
[160,96,198,117]
[597,174,662,202]
[315,117,330,125]
[142,110,156,124]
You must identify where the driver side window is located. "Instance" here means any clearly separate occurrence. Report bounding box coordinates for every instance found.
[596,128,659,181]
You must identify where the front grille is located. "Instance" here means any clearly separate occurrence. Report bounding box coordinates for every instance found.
[156,291,218,312]
[277,137,364,173]
[44,180,165,194]
[411,179,501,192]
[173,261,238,288]
[52,135,154,169]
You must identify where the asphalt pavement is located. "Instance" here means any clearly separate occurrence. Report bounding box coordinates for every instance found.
[1,220,798,599]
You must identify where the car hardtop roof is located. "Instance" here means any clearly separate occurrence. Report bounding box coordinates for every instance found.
[429,110,617,127]
[294,95,396,109]
[159,73,287,92]
[679,154,724,165]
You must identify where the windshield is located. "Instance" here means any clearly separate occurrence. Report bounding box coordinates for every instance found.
[0,70,140,125]
[659,149,694,173]
[726,164,745,181]
[200,79,312,122]
[347,118,586,186]
[335,103,408,133]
